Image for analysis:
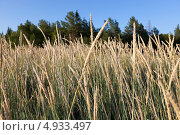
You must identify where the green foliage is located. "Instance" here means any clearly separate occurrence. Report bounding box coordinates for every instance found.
[4,11,179,48]
[174,24,180,44]
[122,16,148,44]
[159,34,173,42]
[101,18,121,41]
[6,27,13,39]
[61,10,91,44]
[18,20,42,46]
[108,18,121,38]
[81,19,91,44]
[61,10,82,40]
[151,27,159,35]
[5,27,19,47]
[38,20,52,39]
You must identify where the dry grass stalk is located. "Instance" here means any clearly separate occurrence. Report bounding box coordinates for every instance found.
[42,60,56,104]
[133,22,136,66]
[68,64,85,95]
[0,112,3,120]
[1,38,11,119]
[149,34,159,51]
[80,34,84,44]
[103,57,120,117]
[83,72,91,119]
[56,23,60,46]
[37,26,48,44]
[167,58,180,92]
[150,98,159,120]
[134,92,143,120]
[19,31,22,46]
[1,85,11,120]
[15,49,18,86]
[136,49,153,78]
[146,72,150,105]
[132,22,136,120]
[1,57,11,120]
[0,38,2,69]
[166,58,180,119]
[93,86,98,120]
[166,91,180,120]
[153,33,161,50]
[32,66,51,106]
[158,80,172,120]
[68,20,108,120]
[23,34,33,48]
[90,13,93,44]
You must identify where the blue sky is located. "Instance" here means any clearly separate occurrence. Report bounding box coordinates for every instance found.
[0,0,180,34]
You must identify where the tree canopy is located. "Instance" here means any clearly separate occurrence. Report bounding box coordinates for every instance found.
[174,24,180,44]
[122,16,148,44]
[3,11,180,48]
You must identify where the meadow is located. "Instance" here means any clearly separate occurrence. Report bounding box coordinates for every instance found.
[0,21,179,120]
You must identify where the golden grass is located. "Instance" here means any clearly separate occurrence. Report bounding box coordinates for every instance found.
[90,13,94,44]
[67,20,108,119]
[0,18,179,120]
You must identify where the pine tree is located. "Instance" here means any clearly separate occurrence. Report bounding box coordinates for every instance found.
[108,18,121,39]
[5,27,13,40]
[174,24,180,44]
[101,18,121,41]
[151,27,159,35]
[123,16,148,44]
[61,10,82,40]
[38,19,51,40]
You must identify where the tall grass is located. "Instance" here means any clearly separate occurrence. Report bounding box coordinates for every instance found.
[0,22,179,120]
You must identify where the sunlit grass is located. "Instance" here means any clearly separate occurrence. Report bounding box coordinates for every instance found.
[0,29,179,120]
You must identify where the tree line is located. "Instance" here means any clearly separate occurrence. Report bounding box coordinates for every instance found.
[1,10,180,47]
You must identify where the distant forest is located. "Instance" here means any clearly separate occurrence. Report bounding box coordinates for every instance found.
[1,10,180,47]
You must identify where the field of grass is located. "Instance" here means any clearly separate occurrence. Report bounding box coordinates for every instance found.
[0,23,180,120]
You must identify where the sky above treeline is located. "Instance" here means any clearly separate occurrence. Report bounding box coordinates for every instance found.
[0,0,180,34]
